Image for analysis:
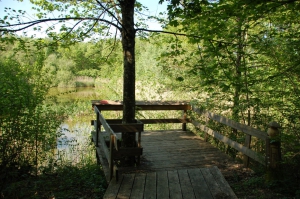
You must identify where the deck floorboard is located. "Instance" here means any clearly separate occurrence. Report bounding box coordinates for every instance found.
[93,130,238,199]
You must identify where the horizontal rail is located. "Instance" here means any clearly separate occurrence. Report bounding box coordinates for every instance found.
[192,105,271,167]
[92,118,190,126]
[192,120,265,165]
[94,106,118,150]
[93,104,145,181]
[192,107,268,140]
[92,100,191,111]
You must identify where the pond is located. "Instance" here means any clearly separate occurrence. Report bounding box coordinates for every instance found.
[50,85,191,165]
[49,87,105,165]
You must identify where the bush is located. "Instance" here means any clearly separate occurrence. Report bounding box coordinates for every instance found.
[0,58,65,190]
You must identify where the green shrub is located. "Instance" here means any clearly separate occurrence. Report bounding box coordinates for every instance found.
[0,58,65,190]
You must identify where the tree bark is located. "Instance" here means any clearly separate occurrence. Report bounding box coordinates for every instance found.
[119,0,136,151]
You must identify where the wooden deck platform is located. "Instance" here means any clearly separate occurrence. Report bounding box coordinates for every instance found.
[103,166,237,199]
[93,130,237,174]
[93,129,239,198]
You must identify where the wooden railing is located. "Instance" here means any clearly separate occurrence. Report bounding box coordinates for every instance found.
[191,106,271,167]
[93,106,144,181]
[91,100,277,181]
[91,100,191,181]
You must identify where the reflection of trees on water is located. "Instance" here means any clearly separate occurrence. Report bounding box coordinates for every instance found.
[55,123,94,165]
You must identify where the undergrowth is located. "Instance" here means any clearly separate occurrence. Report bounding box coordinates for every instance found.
[1,163,107,199]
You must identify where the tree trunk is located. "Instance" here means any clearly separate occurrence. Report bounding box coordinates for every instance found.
[228,18,243,157]
[120,0,136,157]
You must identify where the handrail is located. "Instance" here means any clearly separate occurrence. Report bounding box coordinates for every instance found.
[92,100,274,182]
[92,100,191,131]
[94,106,118,150]
[191,105,270,167]
[94,106,118,181]
[192,107,268,140]
[93,105,145,181]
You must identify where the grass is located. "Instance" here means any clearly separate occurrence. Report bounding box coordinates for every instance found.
[1,163,107,199]
[1,90,108,199]
[1,126,107,199]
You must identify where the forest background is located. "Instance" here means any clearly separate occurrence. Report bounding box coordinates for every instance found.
[1,0,300,198]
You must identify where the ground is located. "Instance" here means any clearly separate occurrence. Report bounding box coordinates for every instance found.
[222,163,299,199]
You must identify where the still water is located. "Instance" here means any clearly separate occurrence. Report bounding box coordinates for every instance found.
[50,87,101,165]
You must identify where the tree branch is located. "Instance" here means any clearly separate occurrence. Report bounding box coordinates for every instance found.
[0,17,122,33]
[95,0,123,29]
[135,28,235,45]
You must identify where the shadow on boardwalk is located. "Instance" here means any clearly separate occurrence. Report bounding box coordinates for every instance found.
[99,130,241,199]
[118,130,239,175]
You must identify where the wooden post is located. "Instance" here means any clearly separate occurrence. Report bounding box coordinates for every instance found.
[265,137,270,167]
[96,111,100,147]
[268,141,281,169]
[109,134,114,180]
[137,131,141,165]
[265,121,281,182]
[204,117,209,142]
[243,134,252,167]
[96,150,100,165]
[267,121,281,169]
[182,110,187,131]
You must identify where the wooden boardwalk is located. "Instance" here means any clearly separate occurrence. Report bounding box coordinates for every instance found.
[140,130,235,171]
[93,129,238,199]
[103,166,237,199]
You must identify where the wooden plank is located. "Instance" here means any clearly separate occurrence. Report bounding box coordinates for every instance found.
[101,118,191,125]
[243,134,252,167]
[157,171,169,199]
[130,173,146,199]
[94,104,191,111]
[192,121,266,165]
[103,119,191,124]
[109,135,114,180]
[99,132,110,160]
[168,170,182,199]
[117,173,135,199]
[103,177,123,199]
[192,107,268,140]
[109,123,144,132]
[96,112,100,147]
[139,118,190,124]
[144,172,156,199]
[92,100,190,106]
[200,168,222,198]
[210,166,238,199]
[95,146,110,183]
[188,168,213,199]
[92,100,191,111]
[95,106,118,138]
[113,147,143,158]
[177,169,195,199]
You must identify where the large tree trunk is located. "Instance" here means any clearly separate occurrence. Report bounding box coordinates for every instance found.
[120,0,136,155]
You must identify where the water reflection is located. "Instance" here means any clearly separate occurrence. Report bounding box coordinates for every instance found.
[55,117,95,165]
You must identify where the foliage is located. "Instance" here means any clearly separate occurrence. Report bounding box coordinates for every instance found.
[1,163,107,199]
[0,55,107,198]
[158,0,300,160]
[1,0,300,197]
[0,56,65,191]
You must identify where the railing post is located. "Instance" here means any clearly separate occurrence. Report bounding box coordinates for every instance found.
[204,117,209,142]
[109,134,114,180]
[265,121,282,182]
[265,136,270,167]
[243,134,252,167]
[96,110,100,147]
[182,110,187,131]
